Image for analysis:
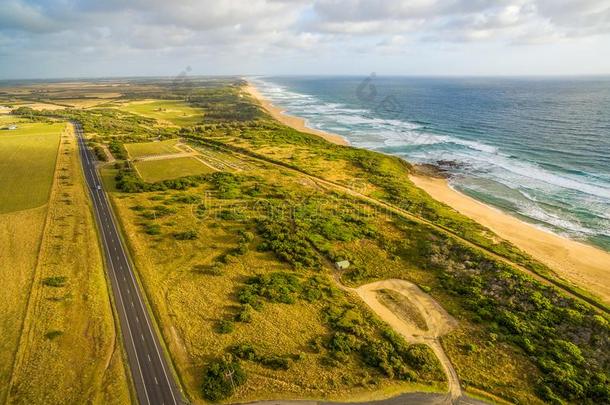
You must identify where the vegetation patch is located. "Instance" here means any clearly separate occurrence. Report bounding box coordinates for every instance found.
[201,357,246,401]
[42,276,68,288]
[0,123,62,213]
[134,156,215,182]
[124,138,180,158]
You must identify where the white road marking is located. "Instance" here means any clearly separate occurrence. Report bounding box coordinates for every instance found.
[75,124,179,405]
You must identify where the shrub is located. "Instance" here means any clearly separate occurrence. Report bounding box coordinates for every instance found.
[93,145,108,161]
[260,356,289,370]
[240,273,301,305]
[173,194,201,204]
[45,330,63,340]
[235,305,253,323]
[144,223,161,235]
[108,140,127,160]
[42,276,67,287]
[328,332,361,355]
[193,263,224,276]
[208,172,242,198]
[404,344,439,372]
[230,344,257,361]
[174,230,198,240]
[201,357,246,401]
[215,319,235,334]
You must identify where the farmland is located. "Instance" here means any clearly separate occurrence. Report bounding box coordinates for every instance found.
[0,121,63,402]
[0,119,131,404]
[120,99,204,126]
[7,124,132,404]
[124,138,181,158]
[0,123,63,213]
[134,156,216,182]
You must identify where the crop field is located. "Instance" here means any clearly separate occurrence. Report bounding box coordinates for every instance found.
[0,123,63,213]
[120,100,203,126]
[125,139,181,158]
[0,114,24,125]
[6,125,131,404]
[134,156,216,182]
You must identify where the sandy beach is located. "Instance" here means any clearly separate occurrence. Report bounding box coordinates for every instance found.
[246,81,610,305]
[410,174,610,304]
[244,83,349,146]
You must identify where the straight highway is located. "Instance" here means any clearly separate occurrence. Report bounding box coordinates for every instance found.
[75,122,183,405]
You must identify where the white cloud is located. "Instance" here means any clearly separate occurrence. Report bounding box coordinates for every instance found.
[0,0,609,78]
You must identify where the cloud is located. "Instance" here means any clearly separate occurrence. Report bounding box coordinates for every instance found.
[0,0,60,32]
[0,0,609,78]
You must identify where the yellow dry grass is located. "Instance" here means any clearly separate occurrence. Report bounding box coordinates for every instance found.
[443,326,545,405]
[0,206,47,403]
[6,125,132,404]
[109,173,429,403]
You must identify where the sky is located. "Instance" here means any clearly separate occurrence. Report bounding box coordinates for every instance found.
[1,0,610,79]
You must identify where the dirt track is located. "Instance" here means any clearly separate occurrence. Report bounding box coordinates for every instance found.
[354,279,461,400]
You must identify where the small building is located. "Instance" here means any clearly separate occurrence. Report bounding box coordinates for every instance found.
[335,260,350,270]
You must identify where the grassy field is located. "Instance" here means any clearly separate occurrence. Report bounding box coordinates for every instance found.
[125,139,181,158]
[0,122,64,402]
[120,100,203,126]
[110,159,447,403]
[0,123,63,213]
[6,80,609,405]
[0,206,47,403]
[134,156,216,182]
[7,124,131,404]
[0,114,25,125]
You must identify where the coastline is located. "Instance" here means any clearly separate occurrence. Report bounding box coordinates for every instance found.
[245,80,610,305]
[244,83,350,146]
[409,174,610,304]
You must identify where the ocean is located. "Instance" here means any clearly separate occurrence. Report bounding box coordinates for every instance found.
[252,76,610,252]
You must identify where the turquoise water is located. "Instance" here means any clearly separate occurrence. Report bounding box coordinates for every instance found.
[253,76,610,251]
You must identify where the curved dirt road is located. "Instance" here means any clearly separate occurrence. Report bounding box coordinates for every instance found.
[354,279,461,401]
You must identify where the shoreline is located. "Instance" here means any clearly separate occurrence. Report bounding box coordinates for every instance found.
[409,174,610,304]
[245,80,610,305]
[244,82,349,146]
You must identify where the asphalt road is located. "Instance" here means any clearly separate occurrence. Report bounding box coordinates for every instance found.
[75,122,184,405]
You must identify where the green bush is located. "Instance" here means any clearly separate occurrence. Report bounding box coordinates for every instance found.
[44,330,63,340]
[193,263,224,276]
[229,344,290,370]
[174,230,198,240]
[42,276,67,287]
[230,344,257,361]
[201,357,246,401]
[239,273,301,305]
[235,305,253,323]
[93,145,108,161]
[260,356,289,370]
[215,319,235,334]
[144,223,161,235]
